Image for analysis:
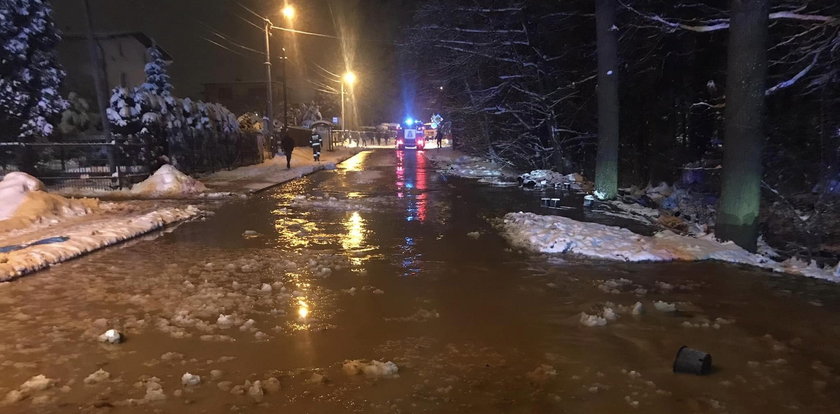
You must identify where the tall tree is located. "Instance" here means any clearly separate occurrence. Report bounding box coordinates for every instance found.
[594,0,620,200]
[142,46,173,96]
[0,0,66,139]
[716,0,769,251]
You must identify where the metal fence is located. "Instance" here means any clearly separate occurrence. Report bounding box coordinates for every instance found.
[330,130,396,148]
[0,132,265,190]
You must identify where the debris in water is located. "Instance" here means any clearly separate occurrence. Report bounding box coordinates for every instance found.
[673,346,712,375]
[467,231,481,239]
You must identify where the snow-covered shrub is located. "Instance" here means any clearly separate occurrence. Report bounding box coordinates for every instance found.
[106,87,143,135]
[141,46,172,96]
[0,0,67,138]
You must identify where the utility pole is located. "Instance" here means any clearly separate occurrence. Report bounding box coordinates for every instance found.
[282,46,288,129]
[341,82,346,135]
[82,0,116,184]
[81,0,111,139]
[263,19,274,152]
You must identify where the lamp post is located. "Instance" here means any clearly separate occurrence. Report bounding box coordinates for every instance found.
[280,5,294,129]
[263,18,274,151]
[341,71,357,143]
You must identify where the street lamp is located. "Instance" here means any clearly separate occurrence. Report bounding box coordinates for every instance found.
[341,71,356,139]
[281,5,295,19]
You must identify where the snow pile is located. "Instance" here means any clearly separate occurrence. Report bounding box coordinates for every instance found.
[0,172,98,232]
[342,360,400,378]
[0,172,44,220]
[518,170,589,190]
[131,165,207,197]
[502,212,839,282]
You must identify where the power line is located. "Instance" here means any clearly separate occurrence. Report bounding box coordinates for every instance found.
[201,36,256,61]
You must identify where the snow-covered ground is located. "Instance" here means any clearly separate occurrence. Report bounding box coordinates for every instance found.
[502,212,840,282]
[202,147,360,193]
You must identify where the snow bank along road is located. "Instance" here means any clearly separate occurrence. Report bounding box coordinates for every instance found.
[0,205,200,281]
[502,212,840,282]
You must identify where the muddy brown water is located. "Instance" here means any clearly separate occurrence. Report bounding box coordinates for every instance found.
[0,149,839,413]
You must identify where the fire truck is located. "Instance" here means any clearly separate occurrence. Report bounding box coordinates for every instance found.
[396,118,426,150]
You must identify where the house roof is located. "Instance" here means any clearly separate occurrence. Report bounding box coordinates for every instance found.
[63,32,173,61]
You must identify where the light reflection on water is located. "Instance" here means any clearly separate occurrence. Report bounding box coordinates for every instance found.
[0,149,837,413]
[338,150,371,172]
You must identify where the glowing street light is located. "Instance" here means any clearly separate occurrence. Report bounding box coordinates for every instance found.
[281,5,295,19]
[341,71,358,135]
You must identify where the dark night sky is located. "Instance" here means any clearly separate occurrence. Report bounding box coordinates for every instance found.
[53,0,419,124]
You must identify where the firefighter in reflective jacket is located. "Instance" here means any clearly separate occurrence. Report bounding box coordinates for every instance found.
[310,129,323,161]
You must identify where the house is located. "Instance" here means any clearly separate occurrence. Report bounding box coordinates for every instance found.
[203,81,282,116]
[58,32,173,102]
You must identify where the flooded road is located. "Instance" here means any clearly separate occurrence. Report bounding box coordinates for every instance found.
[1,149,839,413]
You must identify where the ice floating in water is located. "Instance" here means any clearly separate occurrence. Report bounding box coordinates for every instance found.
[653,301,677,312]
[467,231,481,239]
[98,329,123,344]
[216,314,234,328]
[181,373,201,386]
[527,364,558,382]
[342,360,400,378]
[580,312,607,327]
[3,375,55,404]
[84,369,110,385]
[247,380,264,401]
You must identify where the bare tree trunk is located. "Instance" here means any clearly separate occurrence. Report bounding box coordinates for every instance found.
[595,0,620,200]
[716,0,769,251]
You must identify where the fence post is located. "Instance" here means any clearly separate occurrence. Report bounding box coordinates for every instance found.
[106,133,116,181]
[145,139,154,180]
[112,140,122,189]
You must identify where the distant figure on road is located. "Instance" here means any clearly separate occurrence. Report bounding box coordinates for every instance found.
[435,128,443,148]
[280,129,295,169]
[310,129,323,162]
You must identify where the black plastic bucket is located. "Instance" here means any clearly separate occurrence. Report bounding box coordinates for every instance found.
[673,346,712,375]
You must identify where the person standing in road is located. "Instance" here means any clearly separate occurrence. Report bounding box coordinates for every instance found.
[310,128,323,162]
[435,128,443,148]
[280,128,295,169]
